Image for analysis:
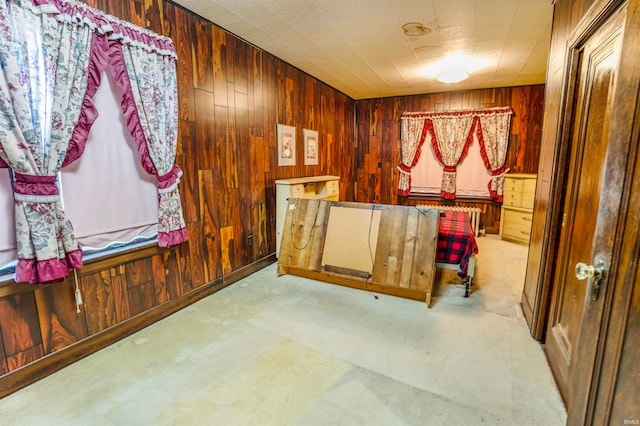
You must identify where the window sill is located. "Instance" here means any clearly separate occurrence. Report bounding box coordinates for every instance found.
[403,193,494,203]
[0,241,171,298]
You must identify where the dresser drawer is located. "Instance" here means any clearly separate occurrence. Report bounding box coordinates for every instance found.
[325,179,339,196]
[503,192,522,207]
[521,193,535,210]
[501,207,533,244]
[503,178,523,195]
[289,184,305,198]
[522,178,537,193]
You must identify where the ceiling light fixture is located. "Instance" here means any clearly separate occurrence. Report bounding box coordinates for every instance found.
[402,22,431,37]
[422,51,487,84]
[437,70,470,84]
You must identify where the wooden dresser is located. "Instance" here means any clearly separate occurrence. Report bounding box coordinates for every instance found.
[275,175,340,256]
[500,173,537,245]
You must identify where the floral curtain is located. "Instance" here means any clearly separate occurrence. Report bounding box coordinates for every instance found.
[0,0,188,283]
[397,116,429,196]
[111,40,188,246]
[0,0,93,283]
[429,113,475,199]
[474,107,513,201]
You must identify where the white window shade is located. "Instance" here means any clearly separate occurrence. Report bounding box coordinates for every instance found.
[411,132,492,196]
[60,71,158,250]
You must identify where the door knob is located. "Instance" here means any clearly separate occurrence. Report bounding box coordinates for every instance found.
[575,261,606,301]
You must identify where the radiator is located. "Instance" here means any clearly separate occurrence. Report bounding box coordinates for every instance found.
[416,204,482,237]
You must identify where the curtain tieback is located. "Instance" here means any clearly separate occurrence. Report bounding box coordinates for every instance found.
[157,165,183,193]
[397,164,412,173]
[492,166,509,177]
[443,165,457,173]
[13,173,60,203]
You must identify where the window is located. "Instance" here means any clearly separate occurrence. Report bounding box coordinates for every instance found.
[0,72,159,280]
[410,130,493,197]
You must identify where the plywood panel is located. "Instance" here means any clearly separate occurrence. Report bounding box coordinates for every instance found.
[321,205,381,274]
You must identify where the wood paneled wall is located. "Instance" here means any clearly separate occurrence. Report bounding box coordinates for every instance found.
[0,0,355,394]
[353,85,545,231]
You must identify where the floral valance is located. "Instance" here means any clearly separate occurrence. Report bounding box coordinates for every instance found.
[398,107,513,200]
[0,0,187,284]
[23,0,177,58]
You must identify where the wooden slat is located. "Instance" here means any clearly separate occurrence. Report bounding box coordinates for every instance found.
[371,205,394,285]
[296,199,321,269]
[384,207,409,286]
[398,208,419,289]
[307,201,331,271]
[286,197,310,269]
[412,209,439,304]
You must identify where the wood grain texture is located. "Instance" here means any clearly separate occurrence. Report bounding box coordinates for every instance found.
[0,293,42,361]
[81,271,117,335]
[0,333,7,375]
[34,283,89,354]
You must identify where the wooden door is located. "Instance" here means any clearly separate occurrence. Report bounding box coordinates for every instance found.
[543,2,630,423]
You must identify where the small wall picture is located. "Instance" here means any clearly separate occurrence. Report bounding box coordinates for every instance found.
[303,128,319,166]
[277,124,296,166]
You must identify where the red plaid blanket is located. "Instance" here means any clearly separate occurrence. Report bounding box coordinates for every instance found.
[436,210,479,277]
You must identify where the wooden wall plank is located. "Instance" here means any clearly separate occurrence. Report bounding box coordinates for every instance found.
[111,272,132,324]
[128,281,156,317]
[178,119,199,224]
[126,258,154,287]
[81,271,116,335]
[192,17,214,92]
[0,294,42,360]
[0,331,7,375]
[7,345,44,372]
[35,284,89,354]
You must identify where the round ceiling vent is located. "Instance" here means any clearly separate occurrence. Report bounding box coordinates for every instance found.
[402,22,431,37]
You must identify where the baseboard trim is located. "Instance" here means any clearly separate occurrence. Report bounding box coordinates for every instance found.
[0,254,276,399]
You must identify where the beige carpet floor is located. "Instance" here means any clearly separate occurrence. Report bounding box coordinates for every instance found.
[0,235,566,425]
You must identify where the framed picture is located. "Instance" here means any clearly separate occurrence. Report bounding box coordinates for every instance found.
[303,128,319,166]
[277,124,296,166]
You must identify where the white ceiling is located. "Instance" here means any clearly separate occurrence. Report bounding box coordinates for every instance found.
[172,0,554,99]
